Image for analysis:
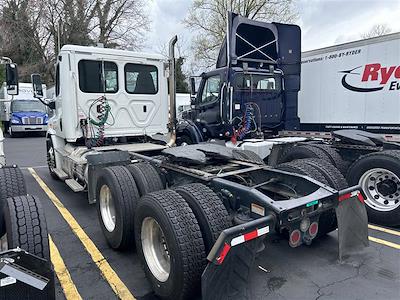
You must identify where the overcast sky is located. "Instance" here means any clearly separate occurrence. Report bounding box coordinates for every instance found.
[144,0,400,54]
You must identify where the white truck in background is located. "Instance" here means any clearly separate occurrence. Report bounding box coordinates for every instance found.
[299,32,400,133]
[0,82,48,136]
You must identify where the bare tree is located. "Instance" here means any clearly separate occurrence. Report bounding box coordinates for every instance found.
[184,0,298,69]
[362,24,392,39]
[94,0,149,49]
[0,0,150,83]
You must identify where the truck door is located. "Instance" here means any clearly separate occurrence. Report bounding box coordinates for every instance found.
[195,71,226,137]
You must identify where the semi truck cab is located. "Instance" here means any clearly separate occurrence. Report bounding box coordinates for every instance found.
[9,99,48,136]
[178,12,301,144]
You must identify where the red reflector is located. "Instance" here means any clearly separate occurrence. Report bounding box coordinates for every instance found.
[309,222,318,237]
[216,243,231,265]
[289,229,301,247]
[338,193,351,202]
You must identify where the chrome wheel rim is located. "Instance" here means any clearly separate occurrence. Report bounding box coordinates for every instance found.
[0,233,8,251]
[359,168,400,212]
[99,185,116,232]
[141,217,171,282]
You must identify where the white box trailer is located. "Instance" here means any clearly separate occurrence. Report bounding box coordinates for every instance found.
[299,32,400,133]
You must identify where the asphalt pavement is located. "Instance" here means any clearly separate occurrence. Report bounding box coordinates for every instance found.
[3,134,400,300]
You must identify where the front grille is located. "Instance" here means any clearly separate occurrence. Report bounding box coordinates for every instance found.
[22,117,43,125]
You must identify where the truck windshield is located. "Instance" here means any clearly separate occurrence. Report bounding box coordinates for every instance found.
[235,74,281,91]
[11,100,46,113]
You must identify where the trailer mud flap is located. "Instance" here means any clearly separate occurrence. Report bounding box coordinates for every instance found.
[336,188,369,260]
[202,215,275,300]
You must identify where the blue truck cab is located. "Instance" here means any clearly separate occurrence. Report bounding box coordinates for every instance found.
[9,99,48,137]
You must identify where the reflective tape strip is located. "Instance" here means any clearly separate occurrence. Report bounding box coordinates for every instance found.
[216,243,231,265]
[339,190,362,202]
[231,226,270,247]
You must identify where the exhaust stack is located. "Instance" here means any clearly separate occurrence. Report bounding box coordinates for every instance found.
[167,35,178,147]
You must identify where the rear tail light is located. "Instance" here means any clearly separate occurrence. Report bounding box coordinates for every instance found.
[309,222,319,238]
[289,229,301,247]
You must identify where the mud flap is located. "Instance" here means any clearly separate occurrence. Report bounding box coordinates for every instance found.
[202,215,275,300]
[336,187,369,260]
[0,248,55,300]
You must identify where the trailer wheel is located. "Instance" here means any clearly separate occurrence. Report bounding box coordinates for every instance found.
[135,190,206,299]
[277,144,331,165]
[96,166,139,250]
[347,150,400,226]
[276,160,337,236]
[0,166,27,236]
[175,183,231,253]
[1,195,50,260]
[46,137,58,180]
[125,162,164,197]
[233,149,265,164]
[310,144,349,175]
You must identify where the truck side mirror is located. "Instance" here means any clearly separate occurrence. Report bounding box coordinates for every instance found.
[190,77,196,95]
[5,63,18,95]
[31,73,44,98]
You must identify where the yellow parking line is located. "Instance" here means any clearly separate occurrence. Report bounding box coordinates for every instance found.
[369,236,400,250]
[28,168,135,300]
[49,235,82,300]
[368,224,400,237]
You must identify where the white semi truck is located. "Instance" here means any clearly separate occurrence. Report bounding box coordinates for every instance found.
[299,32,400,133]
[0,82,48,136]
[27,32,368,298]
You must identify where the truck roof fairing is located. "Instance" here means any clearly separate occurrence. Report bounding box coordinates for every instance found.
[216,12,301,76]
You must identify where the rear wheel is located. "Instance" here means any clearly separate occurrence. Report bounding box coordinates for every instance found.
[174,183,231,253]
[125,162,164,197]
[310,144,349,175]
[1,195,50,260]
[0,166,27,236]
[135,190,206,300]
[96,166,139,250]
[277,144,331,165]
[347,150,400,226]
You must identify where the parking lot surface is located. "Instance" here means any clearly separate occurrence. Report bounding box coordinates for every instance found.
[4,135,400,300]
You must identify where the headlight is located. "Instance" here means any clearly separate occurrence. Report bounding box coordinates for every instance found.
[11,117,20,124]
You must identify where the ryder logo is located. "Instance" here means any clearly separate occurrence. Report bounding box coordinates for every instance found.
[340,63,400,92]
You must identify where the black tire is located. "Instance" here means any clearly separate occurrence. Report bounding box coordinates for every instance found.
[347,150,400,226]
[232,149,265,164]
[276,160,339,236]
[46,137,58,180]
[310,144,349,175]
[277,144,331,165]
[125,162,164,197]
[0,166,27,236]
[276,161,328,185]
[3,195,50,260]
[96,166,140,250]
[135,190,206,300]
[175,183,231,253]
[299,159,348,190]
[177,134,193,146]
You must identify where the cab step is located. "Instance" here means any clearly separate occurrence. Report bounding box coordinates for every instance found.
[65,179,84,192]
[53,168,68,180]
